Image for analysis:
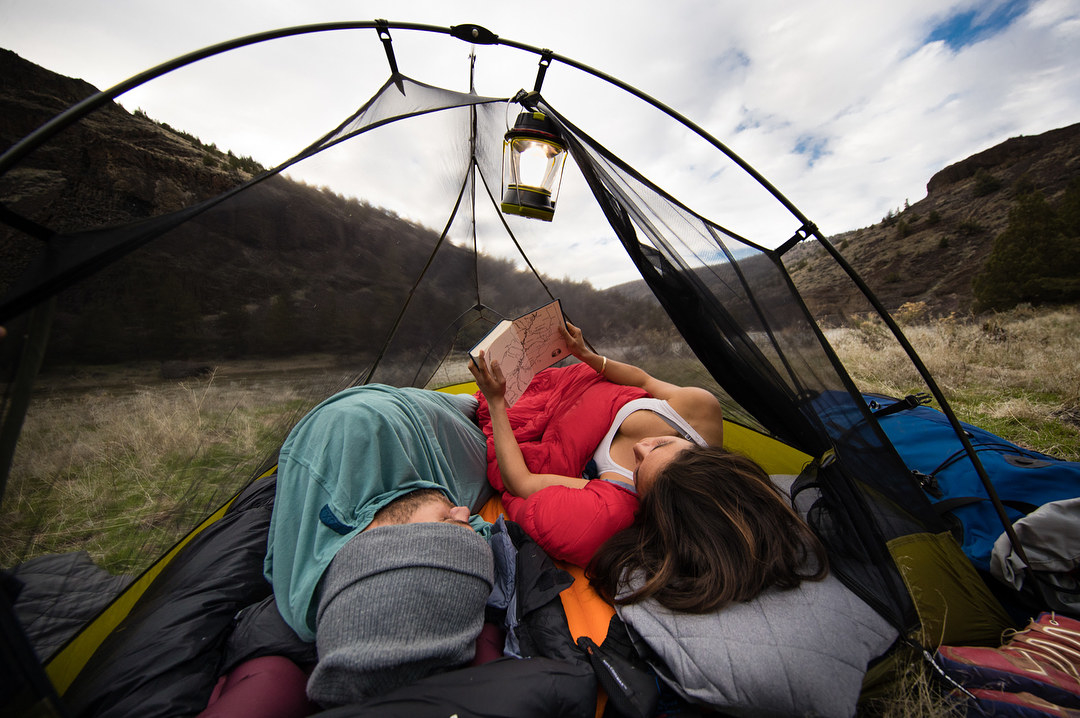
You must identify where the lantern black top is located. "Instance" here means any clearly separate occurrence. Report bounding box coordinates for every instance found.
[506,111,565,149]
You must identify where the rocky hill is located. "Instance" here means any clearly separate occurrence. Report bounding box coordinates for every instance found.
[3,45,1079,365]
[785,123,1080,320]
[0,49,665,364]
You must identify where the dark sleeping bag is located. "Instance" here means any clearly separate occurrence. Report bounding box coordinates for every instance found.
[315,656,595,718]
[61,476,596,718]
[62,477,278,718]
[10,551,132,662]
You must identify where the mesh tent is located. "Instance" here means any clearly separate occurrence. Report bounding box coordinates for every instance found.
[0,21,1019,715]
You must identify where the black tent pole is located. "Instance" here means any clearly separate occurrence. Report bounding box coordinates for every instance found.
[0,18,1033,582]
[809,231,1043,593]
[0,298,55,506]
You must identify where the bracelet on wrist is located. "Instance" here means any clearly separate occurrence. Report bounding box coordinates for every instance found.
[599,355,607,377]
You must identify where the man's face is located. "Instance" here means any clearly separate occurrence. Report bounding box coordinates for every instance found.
[405,500,474,531]
[366,494,475,532]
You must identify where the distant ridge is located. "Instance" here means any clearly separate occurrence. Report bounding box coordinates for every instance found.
[607,122,1080,318]
[0,48,667,363]
[786,122,1080,319]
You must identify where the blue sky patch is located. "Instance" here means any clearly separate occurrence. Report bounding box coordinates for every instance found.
[926,0,1030,51]
[794,135,829,166]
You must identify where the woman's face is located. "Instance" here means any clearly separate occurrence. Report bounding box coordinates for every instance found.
[633,436,693,494]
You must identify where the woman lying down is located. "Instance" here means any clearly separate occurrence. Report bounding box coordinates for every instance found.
[467,320,831,613]
[469,321,898,716]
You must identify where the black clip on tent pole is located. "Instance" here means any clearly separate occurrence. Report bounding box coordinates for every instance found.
[533,50,554,93]
[375,19,405,94]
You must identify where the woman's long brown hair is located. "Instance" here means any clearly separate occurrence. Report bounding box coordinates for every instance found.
[587,447,828,613]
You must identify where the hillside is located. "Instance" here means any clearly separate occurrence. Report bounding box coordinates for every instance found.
[0,49,667,364]
[785,123,1080,320]
[607,122,1080,318]
[4,45,1079,360]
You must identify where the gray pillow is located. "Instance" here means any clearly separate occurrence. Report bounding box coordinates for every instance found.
[615,475,898,717]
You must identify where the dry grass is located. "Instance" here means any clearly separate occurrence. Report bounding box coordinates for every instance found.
[0,367,337,574]
[827,304,1080,460]
[859,650,969,718]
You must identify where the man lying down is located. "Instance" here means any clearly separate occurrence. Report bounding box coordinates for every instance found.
[264,384,496,707]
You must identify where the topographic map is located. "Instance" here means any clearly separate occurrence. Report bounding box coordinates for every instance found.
[472,299,570,406]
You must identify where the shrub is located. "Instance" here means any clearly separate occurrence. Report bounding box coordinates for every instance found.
[1013,173,1036,196]
[956,218,985,236]
[895,301,929,325]
[972,183,1080,311]
[972,168,1002,197]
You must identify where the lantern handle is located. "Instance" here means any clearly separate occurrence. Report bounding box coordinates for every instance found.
[375,19,406,94]
[513,89,539,108]
[504,98,516,133]
[506,89,533,132]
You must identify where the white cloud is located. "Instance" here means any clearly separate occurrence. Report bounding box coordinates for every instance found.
[2,0,1078,287]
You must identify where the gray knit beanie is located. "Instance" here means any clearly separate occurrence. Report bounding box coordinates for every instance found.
[307,521,494,707]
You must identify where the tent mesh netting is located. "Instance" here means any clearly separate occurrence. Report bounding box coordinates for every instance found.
[0,31,956,687]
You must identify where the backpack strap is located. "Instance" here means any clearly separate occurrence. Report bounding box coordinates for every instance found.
[934,496,1039,516]
[870,392,931,418]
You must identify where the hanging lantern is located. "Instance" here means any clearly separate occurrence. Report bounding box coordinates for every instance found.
[500,111,567,221]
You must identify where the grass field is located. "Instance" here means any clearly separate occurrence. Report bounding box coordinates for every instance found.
[1,306,1076,716]
[2,304,1077,577]
[0,361,346,574]
[828,303,1080,461]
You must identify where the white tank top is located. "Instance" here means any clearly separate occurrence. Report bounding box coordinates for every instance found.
[590,398,709,482]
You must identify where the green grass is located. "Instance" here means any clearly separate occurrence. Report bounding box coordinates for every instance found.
[828,304,1080,461]
[0,370,320,574]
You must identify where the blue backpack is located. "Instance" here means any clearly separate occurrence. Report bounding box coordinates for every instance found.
[865,394,1080,573]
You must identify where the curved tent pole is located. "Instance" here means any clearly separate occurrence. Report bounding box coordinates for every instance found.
[492,37,1037,585]
[0,19,1035,582]
[811,230,1043,590]
[0,19,818,230]
[0,21,458,176]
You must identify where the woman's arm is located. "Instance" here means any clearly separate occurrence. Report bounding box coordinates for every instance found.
[469,352,590,498]
[563,322,725,445]
[561,322,681,399]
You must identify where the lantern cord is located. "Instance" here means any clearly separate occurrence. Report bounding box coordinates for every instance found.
[533,50,554,93]
[375,19,405,94]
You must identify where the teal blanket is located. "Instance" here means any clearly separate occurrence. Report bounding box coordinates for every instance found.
[264,385,492,641]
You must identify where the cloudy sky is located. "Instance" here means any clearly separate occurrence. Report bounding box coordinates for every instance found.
[2,0,1078,287]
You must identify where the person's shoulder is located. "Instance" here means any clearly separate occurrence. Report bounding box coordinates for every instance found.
[667,387,724,443]
[668,385,721,410]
